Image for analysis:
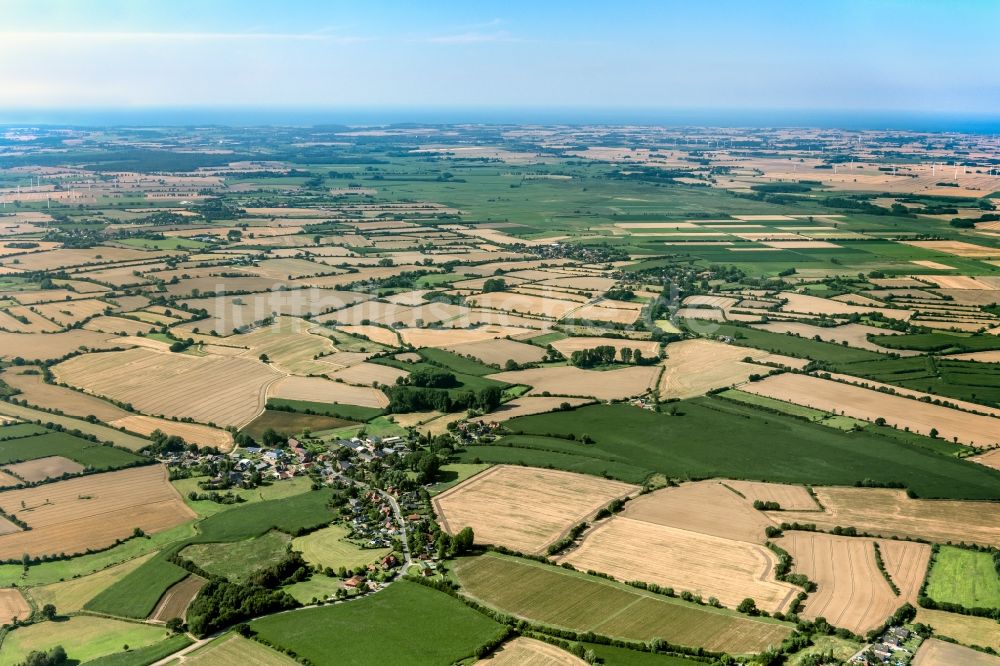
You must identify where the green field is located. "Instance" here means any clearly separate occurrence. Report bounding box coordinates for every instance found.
[82,633,194,666]
[251,580,506,665]
[453,553,791,654]
[0,522,196,588]
[500,400,1000,499]
[719,390,871,431]
[173,475,313,518]
[84,551,189,619]
[292,523,390,571]
[181,530,291,582]
[0,430,142,468]
[925,546,1000,610]
[0,422,48,439]
[180,634,297,665]
[869,331,1000,353]
[1,616,172,664]
[458,440,653,484]
[428,462,491,494]
[0,401,150,450]
[266,398,385,421]
[281,573,345,604]
[419,347,499,375]
[370,356,508,394]
[705,323,885,364]
[786,636,864,666]
[240,409,354,439]
[86,490,335,618]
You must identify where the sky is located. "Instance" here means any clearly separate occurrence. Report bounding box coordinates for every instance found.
[2,0,998,119]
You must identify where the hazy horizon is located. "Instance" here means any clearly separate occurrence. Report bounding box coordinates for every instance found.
[4,107,1000,134]
[4,0,999,116]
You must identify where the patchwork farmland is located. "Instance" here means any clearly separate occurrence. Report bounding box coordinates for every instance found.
[1,120,1000,664]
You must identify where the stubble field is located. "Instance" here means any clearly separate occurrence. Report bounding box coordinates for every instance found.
[433,465,637,554]
[54,347,283,427]
[0,464,195,559]
[771,487,1000,547]
[556,516,800,613]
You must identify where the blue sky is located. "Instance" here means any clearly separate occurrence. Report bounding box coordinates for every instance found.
[2,0,998,114]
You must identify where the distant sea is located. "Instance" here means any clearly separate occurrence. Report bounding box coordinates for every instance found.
[2,107,1000,134]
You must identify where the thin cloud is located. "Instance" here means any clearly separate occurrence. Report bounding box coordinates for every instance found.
[0,31,368,44]
[425,30,520,44]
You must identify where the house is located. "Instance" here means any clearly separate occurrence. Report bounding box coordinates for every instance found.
[381,554,398,569]
[344,575,365,588]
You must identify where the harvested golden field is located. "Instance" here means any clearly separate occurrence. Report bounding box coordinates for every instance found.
[740,372,1000,446]
[471,396,592,423]
[550,336,660,359]
[910,260,956,270]
[433,465,636,554]
[108,415,234,451]
[476,637,585,666]
[28,552,155,613]
[914,638,1000,666]
[399,326,539,348]
[721,480,820,511]
[0,465,195,559]
[0,470,21,488]
[338,324,399,346]
[4,456,84,482]
[821,371,1000,418]
[776,532,925,634]
[914,609,1000,652]
[327,361,408,386]
[460,309,550,329]
[0,401,150,451]
[514,286,590,304]
[565,302,641,325]
[269,375,388,408]
[180,291,369,334]
[466,292,581,320]
[660,339,806,399]
[489,364,660,400]
[83,315,158,335]
[558,517,799,613]
[916,275,997,289]
[682,294,741,309]
[1,368,127,421]
[971,447,1000,471]
[31,298,109,327]
[227,318,339,375]
[944,350,1000,363]
[0,246,172,271]
[752,321,918,355]
[903,240,1000,259]
[773,487,1000,548]
[622,482,776,543]
[878,539,932,603]
[0,306,60,333]
[778,292,913,320]
[0,588,30,624]
[54,347,282,427]
[443,338,546,366]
